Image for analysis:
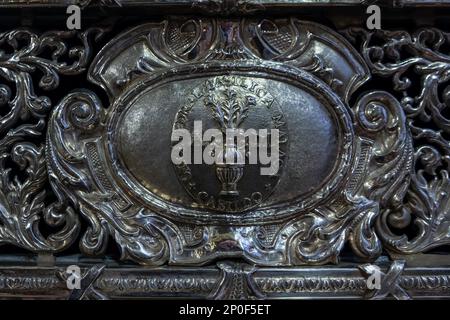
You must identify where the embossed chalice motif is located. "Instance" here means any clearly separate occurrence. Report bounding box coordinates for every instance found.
[205,88,256,198]
[171,75,287,212]
[215,144,244,197]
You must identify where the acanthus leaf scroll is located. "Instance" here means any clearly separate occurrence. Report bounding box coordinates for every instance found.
[0,27,107,252]
[4,17,446,266]
[44,18,414,266]
[343,27,450,255]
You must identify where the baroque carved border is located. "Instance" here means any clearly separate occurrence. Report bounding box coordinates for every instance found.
[1,5,450,299]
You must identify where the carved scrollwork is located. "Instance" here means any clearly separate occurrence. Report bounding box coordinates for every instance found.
[0,27,107,252]
[45,18,417,267]
[343,27,450,255]
[352,91,414,257]
[377,145,450,253]
[354,91,413,208]
[0,28,105,134]
[47,90,170,264]
[282,89,415,265]
[91,18,367,103]
[0,121,79,251]
[4,17,445,267]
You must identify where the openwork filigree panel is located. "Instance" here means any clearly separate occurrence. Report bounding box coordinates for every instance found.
[1,2,450,299]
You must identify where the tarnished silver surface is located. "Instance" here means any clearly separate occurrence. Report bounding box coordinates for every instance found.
[1,0,450,299]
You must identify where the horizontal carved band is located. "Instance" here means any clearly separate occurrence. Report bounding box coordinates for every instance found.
[0,259,449,299]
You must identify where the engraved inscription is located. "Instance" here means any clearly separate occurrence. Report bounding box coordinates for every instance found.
[172,76,288,212]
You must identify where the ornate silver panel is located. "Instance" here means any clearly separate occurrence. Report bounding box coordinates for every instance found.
[1,0,450,299]
[46,18,403,267]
